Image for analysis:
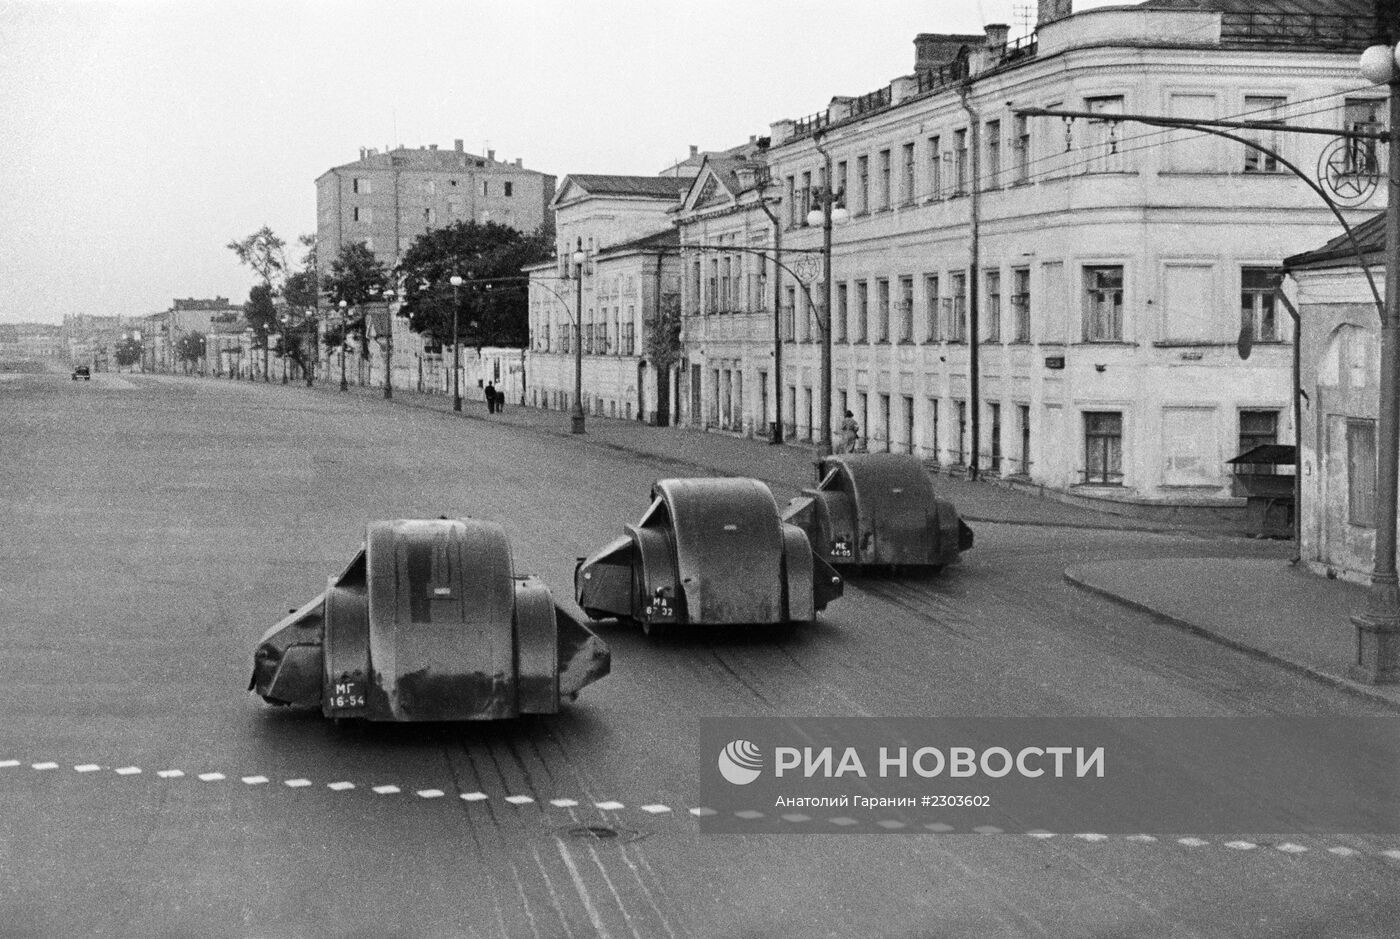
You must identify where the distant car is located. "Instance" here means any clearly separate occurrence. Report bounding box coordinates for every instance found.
[71,366,91,381]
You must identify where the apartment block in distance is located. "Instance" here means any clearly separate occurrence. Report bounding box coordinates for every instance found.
[316,140,555,279]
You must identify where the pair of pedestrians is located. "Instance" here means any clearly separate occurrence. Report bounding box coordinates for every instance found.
[484,382,503,414]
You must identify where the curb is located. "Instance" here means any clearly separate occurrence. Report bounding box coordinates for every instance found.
[1063,568,1400,712]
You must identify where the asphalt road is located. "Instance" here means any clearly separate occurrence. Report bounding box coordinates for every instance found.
[2,367,1397,938]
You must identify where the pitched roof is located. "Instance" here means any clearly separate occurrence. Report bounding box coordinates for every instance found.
[563,175,690,199]
[1283,213,1384,270]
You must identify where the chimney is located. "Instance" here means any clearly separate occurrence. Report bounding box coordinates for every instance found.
[487,149,496,162]
[689,145,699,158]
[984,23,1009,47]
[515,157,523,167]
[429,143,438,150]
[454,139,464,151]
[1037,0,1071,26]
[359,147,367,160]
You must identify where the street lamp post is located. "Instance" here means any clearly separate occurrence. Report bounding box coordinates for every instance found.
[379,289,397,400]
[449,275,463,411]
[807,140,849,457]
[572,240,587,434]
[338,300,349,392]
[1352,41,1400,683]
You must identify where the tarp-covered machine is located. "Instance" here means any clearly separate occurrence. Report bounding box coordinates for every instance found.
[575,477,843,635]
[250,518,610,721]
[782,453,973,570]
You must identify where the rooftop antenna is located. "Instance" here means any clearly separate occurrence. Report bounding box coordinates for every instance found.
[1014,3,1035,37]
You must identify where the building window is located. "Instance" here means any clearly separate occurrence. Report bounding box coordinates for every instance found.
[878,149,892,210]
[875,279,890,342]
[856,155,870,214]
[986,119,1001,186]
[927,135,942,199]
[855,280,869,342]
[836,160,848,204]
[1084,412,1124,484]
[898,276,914,342]
[352,177,371,194]
[1011,267,1031,342]
[423,207,435,225]
[1239,409,1278,454]
[1348,418,1377,526]
[901,143,916,205]
[1083,265,1124,341]
[950,272,967,342]
[800,171,812,226]
[353,206,371,224]
[1344,98,1384,176]
[786,176,797,227]
[1018,404,1031,475]
[1243,96,1286,172]
[1013,114,1030,184]
[924,274,940,341]
[504,182,513,197]
[989,402,1002,473]
[1084,96,1126,173]
[955,400,967,464]
[984,269,1001,343]
[929,398,940,464]
[1241,267,1283,342]
[953,129,968,194]
[836,283,849,342]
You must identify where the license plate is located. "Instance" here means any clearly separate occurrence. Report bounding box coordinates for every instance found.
[645,597,675,618]
[831,538,853,559]
[328,680,366,710]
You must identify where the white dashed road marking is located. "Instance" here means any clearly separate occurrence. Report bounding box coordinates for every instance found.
[1178,838,1209,847]
[114,767,141,776]
[640,804,671,814]
[460,792,489,802]
[372,785,400,795]
[1277,843,1309,854]
[157,770,183,779]
[415,789,445,799]
[594,800,625,811]
[327,781,355,791]
[284,779,311,788]
[0,760,19,768]
[198,773,224,782]
[74,765,101,773]
[32,762,57,771]
[241,776,268,786]
[504,795,534,805]
[1224,841,1256,850]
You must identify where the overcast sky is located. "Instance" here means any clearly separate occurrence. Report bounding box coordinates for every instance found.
[0,0,1076,324]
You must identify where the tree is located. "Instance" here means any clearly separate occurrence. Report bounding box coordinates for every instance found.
[114,336,143,368]
[245,284,277,347]
[227,226,288,288]
[176,331,206,372]
[320,241,389,359]
[395,221,551,348]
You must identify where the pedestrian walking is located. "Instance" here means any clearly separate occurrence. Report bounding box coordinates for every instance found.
[839,410,859,454]
[485,382,497,414]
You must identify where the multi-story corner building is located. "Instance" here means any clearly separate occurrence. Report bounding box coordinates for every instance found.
[315,141,555,282]
[673,0,1378,517]
[527,175,691,423]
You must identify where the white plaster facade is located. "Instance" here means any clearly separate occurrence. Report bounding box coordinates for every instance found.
[527,176,689,423]
[674,1,1378,513]
[1288,215,1387,582]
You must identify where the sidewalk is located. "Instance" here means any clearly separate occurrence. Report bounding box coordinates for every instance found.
[1066,559,1400,710]
[323,381,1201,533]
